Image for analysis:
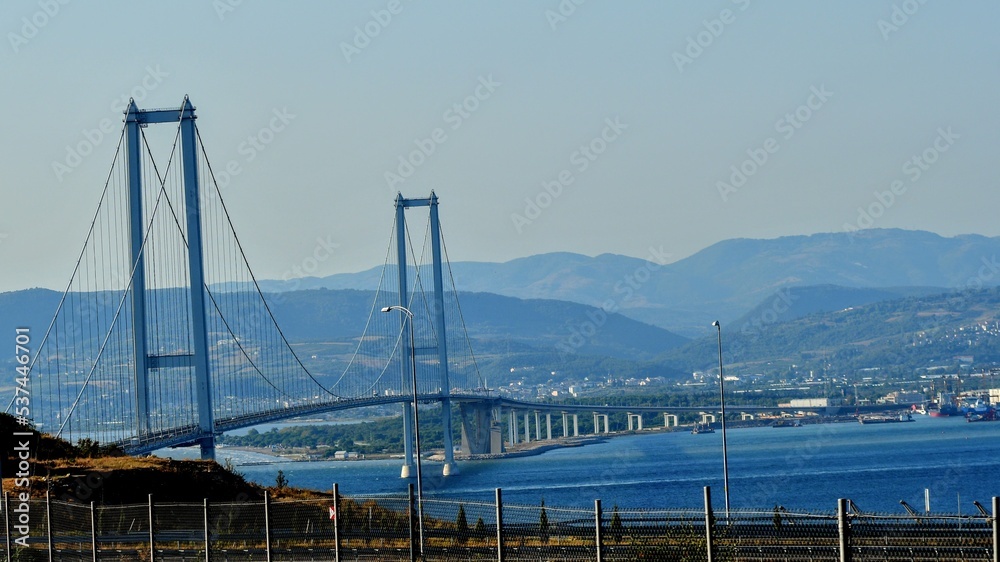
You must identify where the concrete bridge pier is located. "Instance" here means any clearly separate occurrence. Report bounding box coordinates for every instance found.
[459,402,500,455]
[573,414,579,436]
[523,411,531,443]
[664,413,678,427]
[546,413,552,440]
[509,410,519,445]
[562,412,569,437]
[700,412,716,424]
[627,413,643,431]
[400,402,415,478]
[593,413,610,434]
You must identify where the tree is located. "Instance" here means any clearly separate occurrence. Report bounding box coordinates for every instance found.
[474,516,486,537]
[455,504,468,544]
[610,505,623,542]
[275,470,288,489]
[539,499,550,543]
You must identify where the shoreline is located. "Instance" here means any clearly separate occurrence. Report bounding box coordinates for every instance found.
[222,410,911,466]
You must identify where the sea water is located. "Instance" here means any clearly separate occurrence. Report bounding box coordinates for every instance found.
[165,415,1000,513]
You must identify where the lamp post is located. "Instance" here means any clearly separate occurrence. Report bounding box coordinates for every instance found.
[713,320,731,520]
[382,305,424,555]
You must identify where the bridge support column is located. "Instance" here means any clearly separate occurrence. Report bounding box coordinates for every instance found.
[593,413,599,435]
[509,410,518,445]
[546,414,552,440]
[534,411,541,441]
[573,414,579,436]
[401,402,415,478]
[628,414,633,431]
[524,412,531,443]
[602,414,610,434]
[664,413,678,428]
[562,413,569,438]
[459,402,496,456]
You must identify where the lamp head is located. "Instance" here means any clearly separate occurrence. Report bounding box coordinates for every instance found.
[712,320,720,328]
[381,306,392,313]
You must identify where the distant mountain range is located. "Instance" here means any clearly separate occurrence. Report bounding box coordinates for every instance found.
[7,229,1000,387]
[254,229,1000,337]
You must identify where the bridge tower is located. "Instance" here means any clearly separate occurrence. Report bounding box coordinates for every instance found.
[125,98,216,460]
[394,192,458,477]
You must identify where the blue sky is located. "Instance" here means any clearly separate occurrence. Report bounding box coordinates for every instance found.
[1,1,997,292]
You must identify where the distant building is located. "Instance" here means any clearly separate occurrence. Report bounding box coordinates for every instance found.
[784,398,838,408]
[884,391,926,405]
[989,388,1000,405]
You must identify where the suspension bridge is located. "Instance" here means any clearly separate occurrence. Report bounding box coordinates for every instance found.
[10,98,822,479]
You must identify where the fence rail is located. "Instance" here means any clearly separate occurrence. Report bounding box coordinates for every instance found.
[2,488,997,561]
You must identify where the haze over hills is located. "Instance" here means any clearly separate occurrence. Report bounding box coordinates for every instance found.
[9,228,1000,389]
[256,229,1000,337]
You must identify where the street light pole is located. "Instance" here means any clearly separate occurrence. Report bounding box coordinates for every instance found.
[382,305,424,555]
[713,320,731,520]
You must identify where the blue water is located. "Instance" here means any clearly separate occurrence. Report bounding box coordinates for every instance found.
[166,415,1000,513]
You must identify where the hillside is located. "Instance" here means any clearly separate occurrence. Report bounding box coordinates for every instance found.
[253,229,1000,336]
[0,413,277,504]
[665,286,1000,376]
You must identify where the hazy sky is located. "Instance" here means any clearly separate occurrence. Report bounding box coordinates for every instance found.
[1,1,997,293]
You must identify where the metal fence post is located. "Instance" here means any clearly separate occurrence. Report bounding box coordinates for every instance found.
[594,499,603,562]
[264,491,273,562]
[148,494,155,562]
[495,488,504,562]
[704,486,714,562]
[332,483,340,562]
[838,498,851,562]
[90,501,97,562]
[408,483,416,562]
[4,492,10,562]
[45,491,53,562]
[992,496,999,562]
[204,498,210,562]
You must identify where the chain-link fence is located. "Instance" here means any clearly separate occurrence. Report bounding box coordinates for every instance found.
[1,489,997,561]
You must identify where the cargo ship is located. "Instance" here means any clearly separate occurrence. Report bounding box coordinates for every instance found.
[928,403,959,417]
[858,413,914,424]
[691,423,715,434]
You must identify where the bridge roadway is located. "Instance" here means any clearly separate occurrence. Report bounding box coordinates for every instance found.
[118,392,861,455]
